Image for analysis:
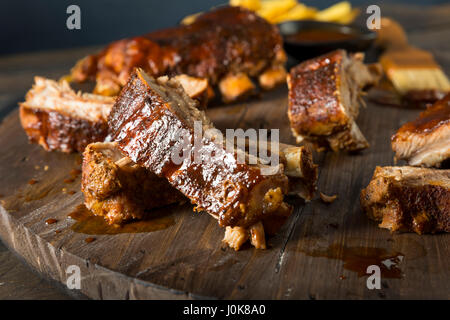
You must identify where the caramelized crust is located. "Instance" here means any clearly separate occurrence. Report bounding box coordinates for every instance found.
[82,142,184,225]
[70,6,286,102]
[288,50,381,152]
[361,166,450,234]
[392,94,450,167]
[109,69,291,229]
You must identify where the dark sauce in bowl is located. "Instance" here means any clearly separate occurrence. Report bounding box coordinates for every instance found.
[286,29,357,43]
[278,20,376,61]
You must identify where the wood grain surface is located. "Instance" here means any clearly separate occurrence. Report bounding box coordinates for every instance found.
[0,3,449,299]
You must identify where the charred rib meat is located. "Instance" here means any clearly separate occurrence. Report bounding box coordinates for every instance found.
[288,49,381,152]
[108,69,298,249]
[361,166,450,234]
[70,6,286,102]
[392,93,450,167]
[82,142,184,225]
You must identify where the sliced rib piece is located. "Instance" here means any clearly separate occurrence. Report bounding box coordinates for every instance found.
[70,6,286,102]
[361,166,450,234]
[20,77,113,153]
[81,142,184,225]
[20,76,209,153]
[108,68,294,249]
[288,49,382,152]
[392,93,450,167]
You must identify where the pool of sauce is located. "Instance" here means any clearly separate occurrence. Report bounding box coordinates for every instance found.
[299,243,404,278]
[286,29,356,43]
[45,218,58,225]
[68,204,176,235]
[64,169,82,184]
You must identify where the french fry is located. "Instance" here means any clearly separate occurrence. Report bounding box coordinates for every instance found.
[271,3,318,24]
[315,1,352,22]
[258,0,298,23]
[180,12,203,25]
[181,0,358,26]
[230,0,262,11]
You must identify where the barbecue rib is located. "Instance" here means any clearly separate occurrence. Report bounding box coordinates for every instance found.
[20,77,113,153]
[108,69,302,249]
[20,76,209,153]
[82,142,184,225]
[82,140,316,244]
[361,166,450,234]
[288,50,382,152]
[70,6,286,102]
[392,93,450,167]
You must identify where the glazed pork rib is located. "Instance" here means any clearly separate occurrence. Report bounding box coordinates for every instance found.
[108,69,297,249]
[20,77,113,153]
[361,166,450,234]
[82,142,185,225]
[70,6,286,102]
[20,76,208,153]
[288,50,382,152]
[392,93,450,167]
[82,140,317,246]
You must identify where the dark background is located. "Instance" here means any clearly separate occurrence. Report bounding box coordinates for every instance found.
[1,0,447,56]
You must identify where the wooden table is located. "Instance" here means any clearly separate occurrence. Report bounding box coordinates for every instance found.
[0,3,449,299]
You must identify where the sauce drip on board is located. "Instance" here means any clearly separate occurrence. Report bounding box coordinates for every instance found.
[299,243,404,278]
[24,188,51,202]
[286,30,356,43]
[64,169,82,184]
[45,218,58,225]
[68,204,176,235]
[85,237,96,243]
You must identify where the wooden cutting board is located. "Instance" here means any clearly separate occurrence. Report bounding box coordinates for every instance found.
[0,85,448,299]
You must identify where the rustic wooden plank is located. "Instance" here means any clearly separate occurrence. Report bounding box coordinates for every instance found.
[0,80,448,299]
[0,240,74,300]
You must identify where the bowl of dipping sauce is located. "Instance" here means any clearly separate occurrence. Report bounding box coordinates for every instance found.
[278,20,377,60]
